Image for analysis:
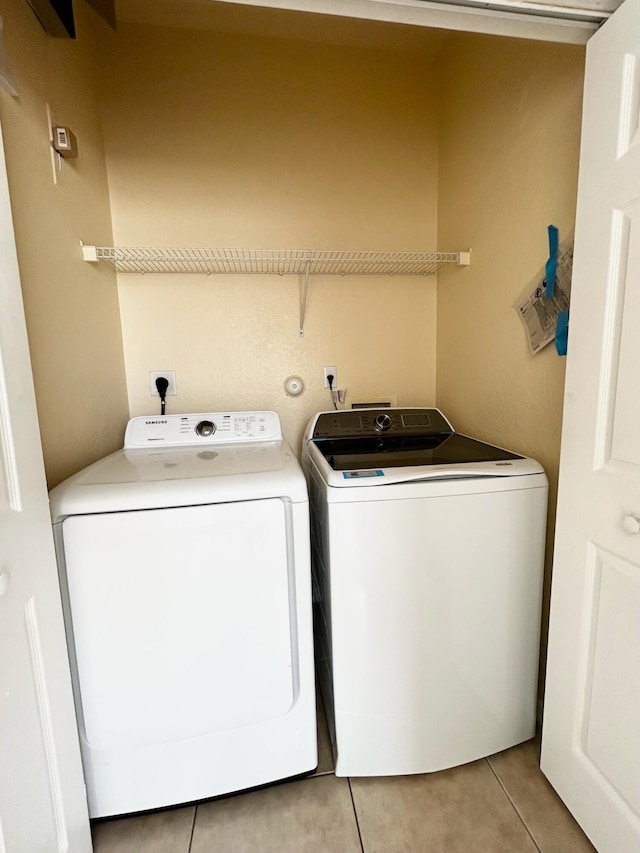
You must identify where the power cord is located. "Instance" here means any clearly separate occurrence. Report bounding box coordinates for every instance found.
[155,376,169,415]
[327,374,338,411]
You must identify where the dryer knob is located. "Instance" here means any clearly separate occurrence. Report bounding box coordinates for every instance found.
[373,413,392,433]
[196,420,216,437]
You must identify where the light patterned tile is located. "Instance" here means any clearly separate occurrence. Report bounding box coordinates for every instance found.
[488,738,596,853]
[91,805,195,853]
[190,773,361,853]
[351,759,538,853]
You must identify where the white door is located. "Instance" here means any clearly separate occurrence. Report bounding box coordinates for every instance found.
[0,124,92,851]
[541,0,640,850]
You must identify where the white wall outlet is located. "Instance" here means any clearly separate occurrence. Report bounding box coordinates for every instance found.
[323,365,337,389]
[149,370,177,396]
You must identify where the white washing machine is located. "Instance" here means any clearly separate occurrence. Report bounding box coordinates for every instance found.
[302,407,548,778]
[49,411,316,818]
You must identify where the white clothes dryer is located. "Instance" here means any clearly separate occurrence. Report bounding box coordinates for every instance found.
[302,407,547,778]
[50,411,316,818]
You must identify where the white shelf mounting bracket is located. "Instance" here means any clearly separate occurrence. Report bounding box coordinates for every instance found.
[81,242,98,262]
[299,258,312,337]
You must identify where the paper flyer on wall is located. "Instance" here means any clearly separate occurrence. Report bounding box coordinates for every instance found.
[515,243,573,355]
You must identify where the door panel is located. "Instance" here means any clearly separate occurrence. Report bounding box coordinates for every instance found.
[582,546,640,811]
[0,350,20,515]
[541,0,640,850]
[606,200,639,467]
[61,499,295,750]
[0,123,91,852]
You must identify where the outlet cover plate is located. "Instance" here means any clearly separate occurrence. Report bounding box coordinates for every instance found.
[323,365,337,389]
[149,370,177,396]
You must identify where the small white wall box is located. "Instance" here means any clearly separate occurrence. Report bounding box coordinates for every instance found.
[52,126,78,158]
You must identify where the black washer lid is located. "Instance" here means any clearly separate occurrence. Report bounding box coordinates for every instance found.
[319,433,523,471]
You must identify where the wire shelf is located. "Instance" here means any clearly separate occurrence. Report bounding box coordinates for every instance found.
[81,244,470,335]
[81,245,470,276]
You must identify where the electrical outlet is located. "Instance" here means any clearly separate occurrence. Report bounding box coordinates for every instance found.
[323,365,337,389]
[149,370,177,396]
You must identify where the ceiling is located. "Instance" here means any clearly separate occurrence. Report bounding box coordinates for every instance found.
[114,0,613,50]
[114,0,450,55]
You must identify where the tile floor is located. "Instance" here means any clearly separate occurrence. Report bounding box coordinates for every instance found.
[92,702,596,853]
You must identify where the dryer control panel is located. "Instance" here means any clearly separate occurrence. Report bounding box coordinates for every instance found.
[125,411,282,448]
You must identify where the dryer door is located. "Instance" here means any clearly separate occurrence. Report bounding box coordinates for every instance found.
[60,498,295,751]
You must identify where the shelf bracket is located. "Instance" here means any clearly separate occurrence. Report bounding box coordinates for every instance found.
[81,243,98,262]
[299,258,312,337]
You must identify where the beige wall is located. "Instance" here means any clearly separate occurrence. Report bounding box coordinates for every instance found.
[436,33,585,688]
[0,0,129,487]
[97,22,439,450]
[0,2,584,544]
[0,3,585,700]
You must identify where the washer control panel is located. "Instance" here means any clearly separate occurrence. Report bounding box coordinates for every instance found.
[311,408,453,440]
[125,411,282,448]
